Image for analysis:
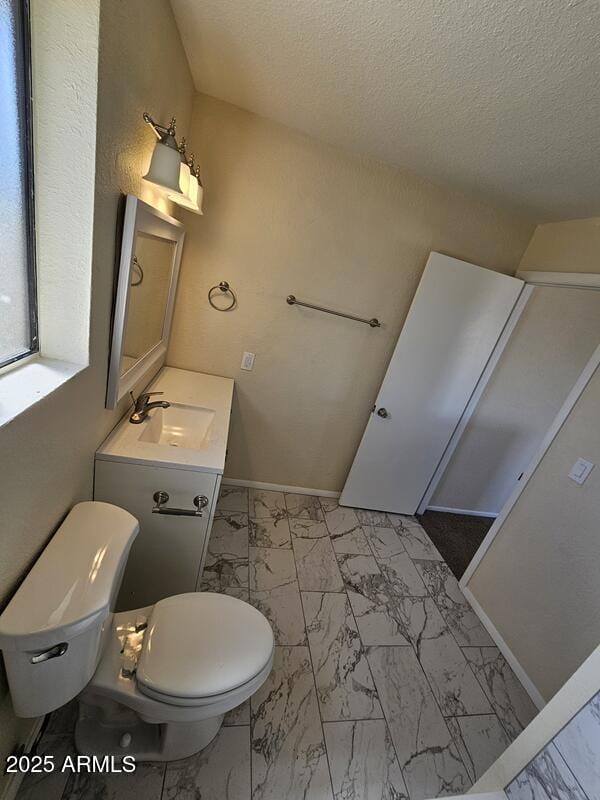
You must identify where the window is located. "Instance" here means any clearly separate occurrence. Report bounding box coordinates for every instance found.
[0,0,37,369]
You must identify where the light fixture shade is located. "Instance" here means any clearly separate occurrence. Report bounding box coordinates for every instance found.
[169,192,202,214]
[196,182,204,214]
[179,159,191,197]
[169,172,203,214]
[143,140,183,193]
[187,173,198,204]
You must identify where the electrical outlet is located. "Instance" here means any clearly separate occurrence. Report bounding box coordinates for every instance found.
[241,351,255,371]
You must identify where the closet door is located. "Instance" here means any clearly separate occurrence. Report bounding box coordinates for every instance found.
[340,252,524,514]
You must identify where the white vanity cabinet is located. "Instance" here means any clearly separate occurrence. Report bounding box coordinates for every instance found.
[94,460,220,610]
[94,366,234,611]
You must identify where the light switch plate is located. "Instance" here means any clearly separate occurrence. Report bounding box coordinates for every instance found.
[241,351,255,371]
[568,457,594,485]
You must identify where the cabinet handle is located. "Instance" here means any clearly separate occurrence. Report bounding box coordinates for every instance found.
[152,491,209,517]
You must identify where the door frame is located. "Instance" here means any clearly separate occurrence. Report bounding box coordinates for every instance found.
[460,340,600,590]
[458,340,600,710]
[516,270,600,290]
[416,284,533,515]
[418,270,600,516]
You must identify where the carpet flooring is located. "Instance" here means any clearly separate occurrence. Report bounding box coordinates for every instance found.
[416,510,494,580]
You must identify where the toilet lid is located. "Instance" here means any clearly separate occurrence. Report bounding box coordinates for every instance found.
[136,593,274,700]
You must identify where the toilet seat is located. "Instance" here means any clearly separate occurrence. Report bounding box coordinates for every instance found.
[135,592,274,705]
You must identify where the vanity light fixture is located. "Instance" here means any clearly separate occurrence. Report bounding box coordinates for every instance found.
[142,113,183,194]
[195,163,204,215]
[187,156,199,207]
[177,138,192,197]
[142,111,204,214]
[169,155,204,215]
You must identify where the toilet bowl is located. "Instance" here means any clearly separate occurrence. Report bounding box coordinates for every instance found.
[77,592,273,760]
[0,502,274,762]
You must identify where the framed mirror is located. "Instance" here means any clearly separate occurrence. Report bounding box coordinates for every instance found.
[106,195,185,408]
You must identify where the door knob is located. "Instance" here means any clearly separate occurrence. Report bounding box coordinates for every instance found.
[376,407,389,418]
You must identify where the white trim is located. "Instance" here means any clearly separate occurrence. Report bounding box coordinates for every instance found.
[460,342,600,590]
[221,478,341,498]
[417,285,532,515]
[516,270,600,289]
[474,641,600,792]
[1,716,44,800]
[0,350,39,378]
[0,358,84,429]
[462,584,545,709]
[106,196,185,409]
[425,505,498,519]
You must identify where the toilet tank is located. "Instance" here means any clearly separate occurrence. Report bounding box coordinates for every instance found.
[0,502,138,717]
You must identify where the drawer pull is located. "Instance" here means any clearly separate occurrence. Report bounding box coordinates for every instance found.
[152,491,209,517]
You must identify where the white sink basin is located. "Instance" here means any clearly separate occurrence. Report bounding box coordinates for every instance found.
[138,403,215,450]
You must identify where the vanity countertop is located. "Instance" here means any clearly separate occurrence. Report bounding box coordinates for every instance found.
[96,367,234,474]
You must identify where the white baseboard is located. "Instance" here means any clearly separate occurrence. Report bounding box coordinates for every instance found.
[426,505,498,519]
[221,478,341,499]
[2,716,44,800]
[462,584,545,710]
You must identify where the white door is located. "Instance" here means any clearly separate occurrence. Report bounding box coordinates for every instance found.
[340,252,524,514]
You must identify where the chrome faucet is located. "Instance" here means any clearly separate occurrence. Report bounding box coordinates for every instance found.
[129,391,170,424]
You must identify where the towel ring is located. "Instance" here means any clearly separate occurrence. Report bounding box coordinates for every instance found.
[208,281,237,311]
[131,256,144,287]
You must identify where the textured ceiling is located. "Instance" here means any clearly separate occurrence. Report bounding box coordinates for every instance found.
[171,0,600,221]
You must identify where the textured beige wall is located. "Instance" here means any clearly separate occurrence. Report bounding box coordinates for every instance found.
[467,361,600,701]
[464,218,600,701]
[0,0,193,781]
[432,286,600,514]
[168,95,534,490]
[519,217,600,272]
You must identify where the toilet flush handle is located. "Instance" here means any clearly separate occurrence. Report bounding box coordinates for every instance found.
[30,642,68,664]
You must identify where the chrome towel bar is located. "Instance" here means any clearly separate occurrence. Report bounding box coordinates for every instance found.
[286,295,381,328]
[152,491,209,517]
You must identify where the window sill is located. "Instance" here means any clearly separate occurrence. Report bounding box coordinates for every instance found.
[0,356,86,429]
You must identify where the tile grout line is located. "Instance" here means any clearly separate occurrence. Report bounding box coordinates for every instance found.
[459,646,525,744]
[405,527,526,753]
[218,486,255,800]
[222,490,516,796]
[382,523,492,785]
[548,743,592,800]
[221,486,254,799]
[391,518,521,746]
[292,495,403,794]
[248,720,253,800]
[339,504,477,789]
[158,761,168,800]
[293,524,336,800]
[309,498,516,787]
[317,495,414,796]
[246,485,252,798]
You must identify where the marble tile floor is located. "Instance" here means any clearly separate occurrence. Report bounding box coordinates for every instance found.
[19,487,538,800]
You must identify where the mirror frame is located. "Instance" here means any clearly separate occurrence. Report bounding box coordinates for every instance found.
[106,195,185,409]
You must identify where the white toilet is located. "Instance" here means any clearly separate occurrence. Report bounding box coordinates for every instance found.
[0,502,274,761]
